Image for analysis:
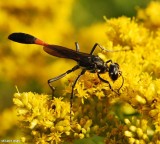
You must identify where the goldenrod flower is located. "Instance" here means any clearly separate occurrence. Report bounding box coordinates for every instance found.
[13,92,71,143]
[137,1,160,29]
[124,117,151,143]
[9,1,160,143]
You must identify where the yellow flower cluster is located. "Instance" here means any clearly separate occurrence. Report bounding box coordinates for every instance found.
[64,1,160,143]
[137,1,160,29]
[1,1,160,143]
[13,92,71,143]
[124,117,151,144]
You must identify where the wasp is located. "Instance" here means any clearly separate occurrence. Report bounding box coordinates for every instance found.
[8,32,124,119]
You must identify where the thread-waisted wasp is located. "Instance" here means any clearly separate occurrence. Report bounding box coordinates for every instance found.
[8,32,124,120]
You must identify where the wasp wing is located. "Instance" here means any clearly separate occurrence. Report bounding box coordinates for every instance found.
[43,45,90,61]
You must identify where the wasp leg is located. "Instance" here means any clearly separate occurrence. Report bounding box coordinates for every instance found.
[70,69,86,122]
[48,65,80,99]
[75,42,80,52]
[97,73,120,95]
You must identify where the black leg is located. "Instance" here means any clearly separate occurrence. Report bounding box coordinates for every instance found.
[90,43,102,55]
[70,69,86,122]
[105,59,112,64]
[117,73,124,92]
[90,43,131,55]
[97,73,120,95]
[48,65,80,98]
[90,43,114,55]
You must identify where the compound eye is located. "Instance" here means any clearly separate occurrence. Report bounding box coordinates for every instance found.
[109,63,119,81]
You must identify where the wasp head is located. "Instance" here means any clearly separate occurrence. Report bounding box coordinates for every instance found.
[109,63,121,81]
